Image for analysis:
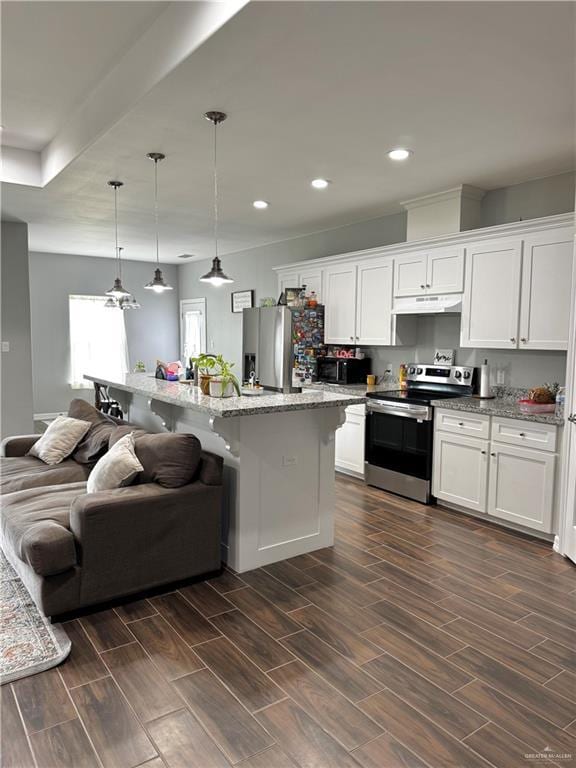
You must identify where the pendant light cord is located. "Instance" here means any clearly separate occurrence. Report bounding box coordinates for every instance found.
[114,184,121,279]
[154,158,160,266]
[213,120,219,260]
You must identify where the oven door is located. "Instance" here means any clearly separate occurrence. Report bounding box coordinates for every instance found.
[365,403,433,482]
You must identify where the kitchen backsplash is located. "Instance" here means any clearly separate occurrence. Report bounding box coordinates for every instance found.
[364,315,567,389]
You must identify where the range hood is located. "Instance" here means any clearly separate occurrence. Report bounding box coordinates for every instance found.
[392,294,463,315]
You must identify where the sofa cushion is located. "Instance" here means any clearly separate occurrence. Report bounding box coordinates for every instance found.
[0,455,91,495]
[28,416,91,465]
[1,482,86,576]
[110,429,201,488]
[87,433,143,493]
[68,399,118,464]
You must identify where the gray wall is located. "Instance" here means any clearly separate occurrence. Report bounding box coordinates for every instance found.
[366,316,567,389]
[178,212,406,372]
[179,172,574,386]
[29,252,179,414]
[481,172,575,227]
[1,222,34,437]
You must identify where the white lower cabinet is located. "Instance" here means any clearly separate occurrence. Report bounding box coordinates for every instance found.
[487,444,555,533]
[335,404,365,477]
[432,432,488,513]
[433,409,557,533]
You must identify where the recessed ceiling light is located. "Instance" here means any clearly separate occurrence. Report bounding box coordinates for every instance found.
[253,200,269,209]
[311,178,331,189]
[387,148,412,161]
[178,253,195,259]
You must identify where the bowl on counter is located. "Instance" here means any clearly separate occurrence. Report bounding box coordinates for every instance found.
[517,399,556,414]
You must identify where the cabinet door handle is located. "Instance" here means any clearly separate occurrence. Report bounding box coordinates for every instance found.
[426,284,431,288]
[510,337,516,343]
[458,422,464,426]
[519,432,525,437]
[481,450,487,455]
[420,284,426,289]
[490,452,496,457]
[520,337,527,343]
[350,336,354,340]
[568,413,576,423]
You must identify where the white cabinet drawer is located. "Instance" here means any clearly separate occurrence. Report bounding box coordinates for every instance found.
[491,417,557,453]
[435,409,490,439]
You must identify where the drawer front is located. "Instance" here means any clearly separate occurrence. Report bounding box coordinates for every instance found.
[435,409,490,439]
[491,417,557,452]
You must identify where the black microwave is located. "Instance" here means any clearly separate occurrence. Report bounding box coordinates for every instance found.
[317,356,371,385]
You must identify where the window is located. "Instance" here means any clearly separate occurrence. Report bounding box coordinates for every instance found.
[69,295,129,388]
[180,298,206,361]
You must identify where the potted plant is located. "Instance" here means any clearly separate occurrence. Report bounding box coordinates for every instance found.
[209,355,241,398]
[190,353,217,395]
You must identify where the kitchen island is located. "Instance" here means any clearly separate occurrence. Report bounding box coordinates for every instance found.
[85,373,364,572]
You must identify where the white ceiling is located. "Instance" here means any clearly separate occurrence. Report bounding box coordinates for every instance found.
[0,1,166,151]
[2,1,574,263]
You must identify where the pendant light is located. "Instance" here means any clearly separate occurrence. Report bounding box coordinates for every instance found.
[144,152,173,293]
[106,181,131,299]
[200,111,233,286]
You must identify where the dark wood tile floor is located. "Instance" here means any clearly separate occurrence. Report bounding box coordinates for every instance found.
[4,476,576,768]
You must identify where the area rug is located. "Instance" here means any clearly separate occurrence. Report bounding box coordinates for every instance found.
[1,550,70,683]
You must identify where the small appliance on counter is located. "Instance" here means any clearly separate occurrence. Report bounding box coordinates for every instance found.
[317,356,372,385]
[365,363,477,504]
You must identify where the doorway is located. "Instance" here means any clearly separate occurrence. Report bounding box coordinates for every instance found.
[180,298,207,363]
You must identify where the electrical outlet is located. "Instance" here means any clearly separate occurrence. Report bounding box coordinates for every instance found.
[282,455,297,467]
[1,341,9,353]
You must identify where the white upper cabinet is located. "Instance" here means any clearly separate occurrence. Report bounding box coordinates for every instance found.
[460,238,523,349]
[394,248,463,297]
[519,228,574,350]
[278,268,323,302]
[427,248,464,294]
[355,260,394,345]
[324,263,358,343]
[299,267,323,302]
[394,252,428,297]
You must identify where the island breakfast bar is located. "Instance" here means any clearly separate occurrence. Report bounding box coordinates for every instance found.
[85,373,365,572]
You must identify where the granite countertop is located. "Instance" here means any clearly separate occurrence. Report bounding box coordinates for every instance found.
[304,381,398,397]
[431,396,564,426]
[84,373,365,418]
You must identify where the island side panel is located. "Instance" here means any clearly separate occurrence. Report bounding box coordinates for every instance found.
[103,388,343,573]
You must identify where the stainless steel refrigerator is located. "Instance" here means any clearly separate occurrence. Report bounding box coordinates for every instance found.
[242,306,298,393]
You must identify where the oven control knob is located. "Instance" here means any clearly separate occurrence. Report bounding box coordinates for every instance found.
[409,367,416,374]
[417,367,423,374]
[463,370,471,379]
[454,371,462,379]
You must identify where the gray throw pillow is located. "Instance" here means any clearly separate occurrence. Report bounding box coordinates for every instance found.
[68,398,117,464]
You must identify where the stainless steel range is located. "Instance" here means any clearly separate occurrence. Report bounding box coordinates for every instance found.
[365,364,477,504]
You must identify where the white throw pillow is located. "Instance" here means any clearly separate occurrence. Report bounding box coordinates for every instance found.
[87,432,143,493]
[28,415,91,465]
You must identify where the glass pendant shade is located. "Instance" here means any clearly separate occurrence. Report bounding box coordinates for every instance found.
[104,296,118,309]
[106,277,130,298]
[144,267,173,293]
[199,256,233,286]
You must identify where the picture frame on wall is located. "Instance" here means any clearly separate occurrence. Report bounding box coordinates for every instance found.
[231,289,255,313]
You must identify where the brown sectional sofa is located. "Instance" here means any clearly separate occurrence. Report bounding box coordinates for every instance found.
[0,401,224,617]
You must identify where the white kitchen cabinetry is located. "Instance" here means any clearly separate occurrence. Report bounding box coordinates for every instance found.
[324,263,358,343]
[433,409,558,534]
[394,248,463,297]
[487,444,555,533]
[325,259,414,346]
[277,267,323,302]
[519,228,574,350]
[433,431,488,513]
[335,404,365,477]
[460,238,522,349]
